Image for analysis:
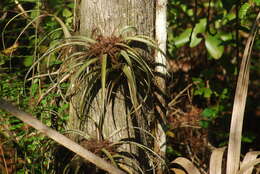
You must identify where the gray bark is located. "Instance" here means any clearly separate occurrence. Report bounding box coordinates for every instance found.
[68,0,156,172]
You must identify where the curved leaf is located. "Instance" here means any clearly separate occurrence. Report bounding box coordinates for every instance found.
[239,3,251,20]
[171,157,201,174]
[122,65,138,110]
[240,151,260,174]
[205,34,224,59]
[190,18,207,47]
[173,28,192,47]
[210,147,226,174]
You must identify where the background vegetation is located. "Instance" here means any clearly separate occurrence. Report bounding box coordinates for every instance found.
[0,0,259,173]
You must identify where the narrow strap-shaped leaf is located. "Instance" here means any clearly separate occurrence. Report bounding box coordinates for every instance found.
[101,148,118,167]
[171,157,201,174]
[73,57,99,81]
[120,50,132,67]
[101,54,108,101]
[210,147,226,174]
[240,151,260,174]
[122,65,138,111]
[226,12,260,174]
[119,26,137,36]
[237,158,260,174]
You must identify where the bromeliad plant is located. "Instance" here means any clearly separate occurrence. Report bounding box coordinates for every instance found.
[26,26,160,130]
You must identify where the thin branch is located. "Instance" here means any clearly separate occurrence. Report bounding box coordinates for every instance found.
[0,99,126,174]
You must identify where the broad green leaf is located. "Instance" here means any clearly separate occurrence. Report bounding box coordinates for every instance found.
[23,56,33,67]
[190,18,207,47]
[203,87,212,98]
[67,3,75,9]
[202,108,217,119]
[254,0,260,6]
[220,32,233,41]
[173,28,192,47]
[199,120,210,128]
[205,34,224,59]
[62,8,72,18]
[239,3,251,19]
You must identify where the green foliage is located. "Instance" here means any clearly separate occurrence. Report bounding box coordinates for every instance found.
[1,0,260,173]
[205,34,224,59]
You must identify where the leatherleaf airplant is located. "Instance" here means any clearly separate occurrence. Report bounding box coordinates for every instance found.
[26,26,163,126]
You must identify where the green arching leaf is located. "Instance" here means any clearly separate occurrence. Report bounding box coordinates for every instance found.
[124,35,157,49]
[122,65,138,110]
[120,50,132,67]
[119,26,137,36]
[101,54,108,101]
[67,35,97,44]
[239,3,251,20]
[173,28,192,47]
[101,149,118,167]
[79,71,101,114]
[74,57,99,80]
[116,42,153,75]
[205,34,224,59]
[52,15,71,38]
[190,18,207,47]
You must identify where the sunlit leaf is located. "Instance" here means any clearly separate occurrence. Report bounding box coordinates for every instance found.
[23,56,34,67]
[173,28,192,47]
[190,18,207,47]
[254,0,260,6]
[1,42,19,55]
[220,32,233,41]
[205,34,224,59]
[239,3,251,20]
[62,8,72,18]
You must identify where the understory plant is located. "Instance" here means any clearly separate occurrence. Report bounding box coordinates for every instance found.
[170,12,260,174]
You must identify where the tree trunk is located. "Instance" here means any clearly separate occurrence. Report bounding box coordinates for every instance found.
[68,0,159,173]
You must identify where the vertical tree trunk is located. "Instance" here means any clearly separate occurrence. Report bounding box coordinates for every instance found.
[68,0,163,173]
[69,0,154,137]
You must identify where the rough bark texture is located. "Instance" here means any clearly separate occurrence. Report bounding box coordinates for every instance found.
[68,0,156,172]
[78,0,154,37]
